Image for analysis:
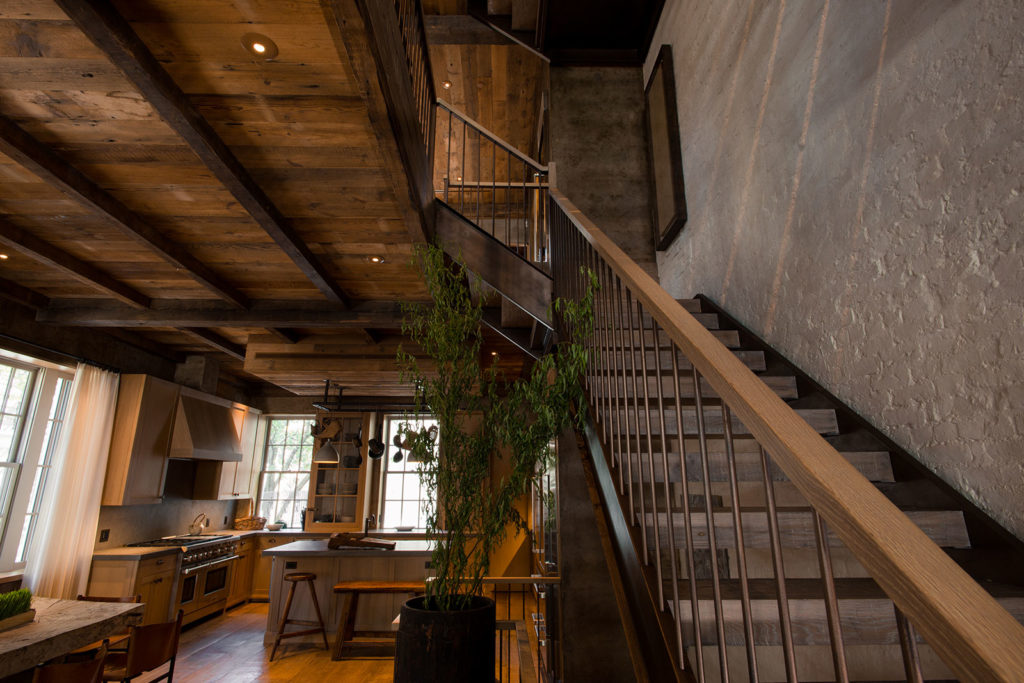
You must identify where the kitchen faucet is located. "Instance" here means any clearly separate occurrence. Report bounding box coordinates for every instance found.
[188,513,209,535]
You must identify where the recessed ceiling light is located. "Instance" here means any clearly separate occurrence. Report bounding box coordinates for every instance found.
[367,255,385,264]
[241,33,278,60]
[442,80,452,89]
[0,253,8,260]
[490,351,498,356]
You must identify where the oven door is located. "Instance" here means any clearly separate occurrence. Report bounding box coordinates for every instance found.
[177,555,238,616]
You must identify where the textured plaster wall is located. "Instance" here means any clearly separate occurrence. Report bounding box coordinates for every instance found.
[647,0,1024,538]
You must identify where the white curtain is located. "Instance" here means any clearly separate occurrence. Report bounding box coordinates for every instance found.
[24,364,119,599]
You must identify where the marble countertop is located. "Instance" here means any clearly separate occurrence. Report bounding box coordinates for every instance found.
[262,539,433,557]
[0,597,143,677]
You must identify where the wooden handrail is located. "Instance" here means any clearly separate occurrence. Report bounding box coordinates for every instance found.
[550,188,1024,682]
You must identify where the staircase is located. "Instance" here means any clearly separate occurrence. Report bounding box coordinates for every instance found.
[361,6,1024,678]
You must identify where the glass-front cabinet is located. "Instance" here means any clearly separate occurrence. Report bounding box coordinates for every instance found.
[305,412,371,532]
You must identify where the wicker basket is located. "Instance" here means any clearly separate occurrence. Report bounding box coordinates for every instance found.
[233,516,266,531]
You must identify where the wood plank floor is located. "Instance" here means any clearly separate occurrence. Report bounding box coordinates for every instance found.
[134,603,392,682]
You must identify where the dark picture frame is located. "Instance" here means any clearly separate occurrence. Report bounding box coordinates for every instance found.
[644,44,688,251]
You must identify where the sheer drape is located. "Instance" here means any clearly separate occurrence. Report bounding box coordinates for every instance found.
[24,364,119,598]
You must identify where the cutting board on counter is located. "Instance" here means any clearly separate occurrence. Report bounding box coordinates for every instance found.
[327,533,396,550]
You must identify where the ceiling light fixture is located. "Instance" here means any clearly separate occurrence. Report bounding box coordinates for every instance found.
[442,80,452,89]
[0,254,8,260]
[241,33,279,60]
[367,255,385,264]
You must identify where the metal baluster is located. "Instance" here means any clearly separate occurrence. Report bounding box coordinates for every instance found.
[672,348,704,680]
[491,139,497,238]
[445,108,452,203]
[621,286,639,515]
[613,277,630,494]
[606,271,624,474]
[626,292,647,552]
[600,262,616,452]
[637,302,661,569]
[722,404,758,682]
[895,606,925,683]
[593,253,610,439]
[460,119,466,214]
[813,510,849,683]
[476,129,481,225]
[759,446,798,682]
[652,325,682,651]
[692,368,728,682]
[506,153,512,246]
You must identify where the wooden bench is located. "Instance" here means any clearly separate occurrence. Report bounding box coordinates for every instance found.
[331,581,423,660]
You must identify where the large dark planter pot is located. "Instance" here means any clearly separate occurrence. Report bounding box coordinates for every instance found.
[394,595,496,683]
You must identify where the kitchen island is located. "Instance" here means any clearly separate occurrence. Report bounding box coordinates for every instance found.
[261,539,432,646]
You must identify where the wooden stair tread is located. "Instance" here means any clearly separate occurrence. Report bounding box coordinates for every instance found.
[598,311,720,330]
[606,348,766,372]
[595,374,798,400]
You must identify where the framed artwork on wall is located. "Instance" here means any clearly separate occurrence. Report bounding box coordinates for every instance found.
[645,44,688,251]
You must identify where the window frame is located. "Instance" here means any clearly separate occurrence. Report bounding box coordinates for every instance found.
[377,414,437,531]
[0,353,74,573]
[255,415,316,530]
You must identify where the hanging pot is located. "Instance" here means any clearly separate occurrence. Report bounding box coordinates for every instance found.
[394,596,495,683]
[341,452,362,469]
[368,420,386,459]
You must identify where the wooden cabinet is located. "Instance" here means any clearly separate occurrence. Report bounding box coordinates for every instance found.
[304,413,371,533]
[227,537,255,607]
[88,553,179,625]
[194,405,263,501]
[103,375,179,506]
[251,534,299,601]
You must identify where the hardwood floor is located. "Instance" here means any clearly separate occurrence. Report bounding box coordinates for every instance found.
[134,603,393,682]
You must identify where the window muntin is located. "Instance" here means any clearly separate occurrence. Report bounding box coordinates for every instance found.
[257,417,314,529]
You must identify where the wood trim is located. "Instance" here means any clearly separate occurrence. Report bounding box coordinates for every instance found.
[550,188,1024,682]
[0,114,248,309]
[55,0,350,308]
[36,299,408,328]
[265,328,303,344]
[322,0,433,243]
[0,219,150,309]
[435,200,551,325]
[180,328,246,361]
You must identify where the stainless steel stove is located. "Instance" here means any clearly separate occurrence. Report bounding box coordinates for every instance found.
[128,534,239,624]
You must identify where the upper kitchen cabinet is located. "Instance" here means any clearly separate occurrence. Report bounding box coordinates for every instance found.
[194,405,264,501]
[305,413,372,533]
[103,375,180,506]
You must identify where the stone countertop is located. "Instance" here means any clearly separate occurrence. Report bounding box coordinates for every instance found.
[91,530,334,559]
[0,597,142,678]
[262,539,433,557]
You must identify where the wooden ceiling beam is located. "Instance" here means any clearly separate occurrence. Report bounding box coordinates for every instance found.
[265,328,303,344]
[0,220,151,309]
[36,299,410,328]
[55,0,351,308]
[180,328,246,361]
[0,277,50,311]
[0,114,249,310]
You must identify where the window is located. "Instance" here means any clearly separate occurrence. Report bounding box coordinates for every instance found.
[0,352,74,572]
[256,417,314,529]
[379,415,437,530]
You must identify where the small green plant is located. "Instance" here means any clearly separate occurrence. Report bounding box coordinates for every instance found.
[0,589,32,620]
[398,243,595,611]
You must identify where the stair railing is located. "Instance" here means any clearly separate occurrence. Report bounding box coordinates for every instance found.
[435,99,549,264]
[548,187,1024,682]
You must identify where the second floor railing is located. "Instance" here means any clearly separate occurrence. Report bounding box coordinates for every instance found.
[435,99,549,264]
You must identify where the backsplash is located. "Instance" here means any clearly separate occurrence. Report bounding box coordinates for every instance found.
[95,497,239,549]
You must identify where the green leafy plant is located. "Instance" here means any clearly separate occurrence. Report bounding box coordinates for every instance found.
[398,244,595,611]
[0,588,32,620]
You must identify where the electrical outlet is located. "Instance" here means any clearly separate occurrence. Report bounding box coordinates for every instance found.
[99,529,110,543]
[223,516,228,525]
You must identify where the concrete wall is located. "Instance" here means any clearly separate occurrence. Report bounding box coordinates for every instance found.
[549,67,659,278]
[647,0,1024,538]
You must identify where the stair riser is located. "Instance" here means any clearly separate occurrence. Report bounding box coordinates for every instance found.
[591,374,797,400]
[641,509,970,550]
[607,407,840,437]
[609,328,741,349]
[595,311,720,330]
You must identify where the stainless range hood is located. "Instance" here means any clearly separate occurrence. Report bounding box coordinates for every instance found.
[168,388,242,461]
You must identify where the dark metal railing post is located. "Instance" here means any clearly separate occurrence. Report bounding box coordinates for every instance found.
[813,510,849,683]
[759,446,798,682]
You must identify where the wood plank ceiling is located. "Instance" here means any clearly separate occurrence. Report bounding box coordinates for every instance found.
[0,0,538,397]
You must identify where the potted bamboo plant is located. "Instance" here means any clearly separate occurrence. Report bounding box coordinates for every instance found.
[393,244,593,682]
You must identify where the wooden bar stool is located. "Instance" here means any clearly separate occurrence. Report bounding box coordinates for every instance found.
[269,572,329,661]
[331,581,423,660]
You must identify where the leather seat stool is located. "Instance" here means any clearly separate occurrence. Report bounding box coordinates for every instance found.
[331,581,423,660]
[269,572,329,661]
